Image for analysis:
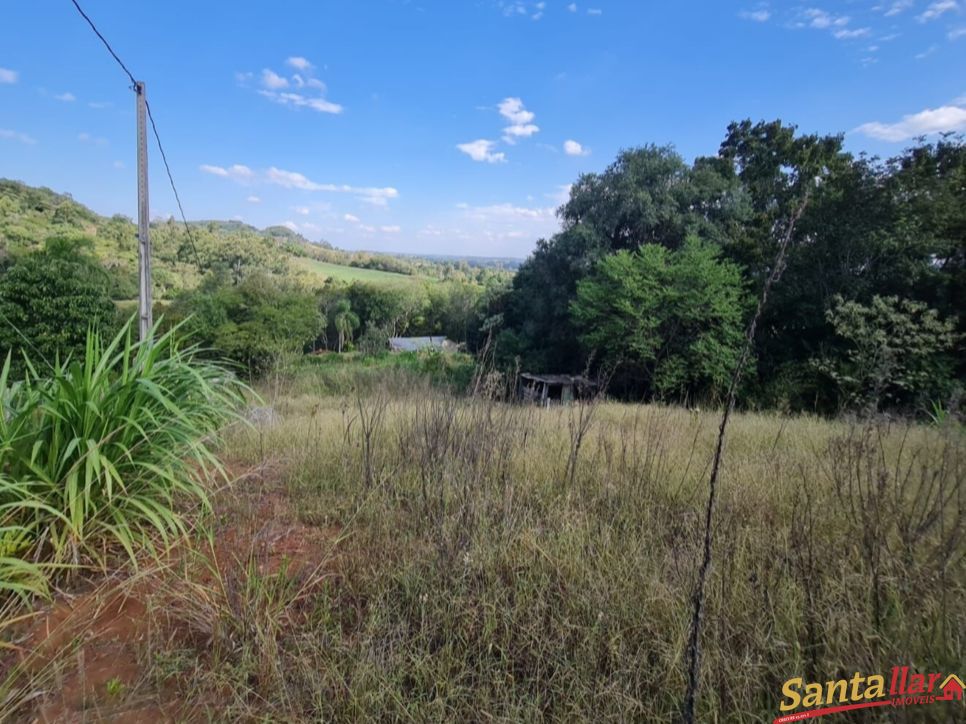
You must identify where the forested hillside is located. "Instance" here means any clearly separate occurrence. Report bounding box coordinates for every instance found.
[1,119,963,416]
[489,121,964,415]
[0,179,510,375]
[0,179,512,295]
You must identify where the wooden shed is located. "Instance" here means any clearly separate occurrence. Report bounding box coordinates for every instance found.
[518,373,596,405]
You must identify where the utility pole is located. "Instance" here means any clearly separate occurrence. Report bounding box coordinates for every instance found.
[135,80,152,341]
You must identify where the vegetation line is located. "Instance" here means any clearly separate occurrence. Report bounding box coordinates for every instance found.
[682,187,812,723]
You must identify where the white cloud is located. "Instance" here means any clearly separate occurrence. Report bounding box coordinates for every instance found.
[247,195,261,203]
[916,44,939,58]
[199,163,254,180]
[855,104,966,141]
[380,225,401,233]
[503,123,540,142]
[546,184,573,205]
[77,132,108,146]
[282,221,299,232]
[739,9,771,22]
[0,67,17,84]
[803,8,850,29]
[344,213,360,223]
[266,167,399,204]
[199,165,229,176]
[498,97,539,143]
[500,1,545,18]
[258,89,343,114]
[587,7,602,15]
[498,97,535,125]
[261,69,289,89]
[883,0,914,16]
[449,201,560,249]
[918,1,959,22]
[567,2,577,11]
[294,206,311,215]
[54,92,76,102]
[834,27,871,39]
[247,60,342,114]
[464,203,556,221]
[286,56,314,71]
[0,128,36,144]
[563,139,590,156]
[457,139,507,163]
[113,160,124,169]
[88,101,112,109]
[950,26,966,38]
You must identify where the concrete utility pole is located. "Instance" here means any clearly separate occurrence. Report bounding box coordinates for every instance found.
[135,80,152,341]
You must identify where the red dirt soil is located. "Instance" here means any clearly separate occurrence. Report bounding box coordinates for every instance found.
[6,463,345,723]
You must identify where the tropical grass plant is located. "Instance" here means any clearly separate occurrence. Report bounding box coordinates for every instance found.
[0,317,247,583]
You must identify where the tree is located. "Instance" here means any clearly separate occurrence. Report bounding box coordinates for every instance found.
[332,299,359,353]
[499,144,750,372]
[816,295,958,413]
[572,238,747,402]
[168,273,323,375]
[0,236,117,372]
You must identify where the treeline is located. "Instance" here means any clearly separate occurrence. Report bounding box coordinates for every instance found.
[165,272,502,375]
[0,234,503,378]
[487,121,963,415]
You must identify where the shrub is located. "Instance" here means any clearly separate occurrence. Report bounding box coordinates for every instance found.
[169,273,324,376]
[0,235,117,372]
[0,318,246,584]
[816,295,958,413]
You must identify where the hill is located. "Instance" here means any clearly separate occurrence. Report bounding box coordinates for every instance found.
[0,179,510,298]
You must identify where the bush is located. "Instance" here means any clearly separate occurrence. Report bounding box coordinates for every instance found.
[816,295,958,413]
[0,318,246,590]
[0,236,117,373]
[169,273,324,376]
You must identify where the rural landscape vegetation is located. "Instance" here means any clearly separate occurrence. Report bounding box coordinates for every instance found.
[1,2,964,723]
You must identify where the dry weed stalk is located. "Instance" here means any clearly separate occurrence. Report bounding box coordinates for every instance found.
[682,188,811,723]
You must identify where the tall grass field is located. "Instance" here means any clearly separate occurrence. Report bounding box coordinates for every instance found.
[2,359,960,721]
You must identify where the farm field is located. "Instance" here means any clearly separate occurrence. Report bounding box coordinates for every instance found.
[4,365,962,722]
[292,256,425,285]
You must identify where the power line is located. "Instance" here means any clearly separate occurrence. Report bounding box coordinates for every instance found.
[145,100,203,268]
[68,0,137,87]
[68,0,203,269]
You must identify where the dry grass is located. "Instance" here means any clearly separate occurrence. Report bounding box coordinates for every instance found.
[3,373,964,722]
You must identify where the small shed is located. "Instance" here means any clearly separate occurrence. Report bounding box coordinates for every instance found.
[518,373,596,405]
[389,336,456,353]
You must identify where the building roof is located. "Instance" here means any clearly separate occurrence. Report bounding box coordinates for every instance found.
[520,373,596,386]
[389,336,451,352]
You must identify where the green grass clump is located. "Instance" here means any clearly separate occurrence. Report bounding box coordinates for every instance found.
[0,319,246,592]
[293,350,476,395]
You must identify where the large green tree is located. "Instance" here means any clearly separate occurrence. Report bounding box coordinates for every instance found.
[499,145,749,371]
[572,239,747,401]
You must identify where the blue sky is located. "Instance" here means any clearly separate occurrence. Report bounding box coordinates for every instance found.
[1,1,964,258]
